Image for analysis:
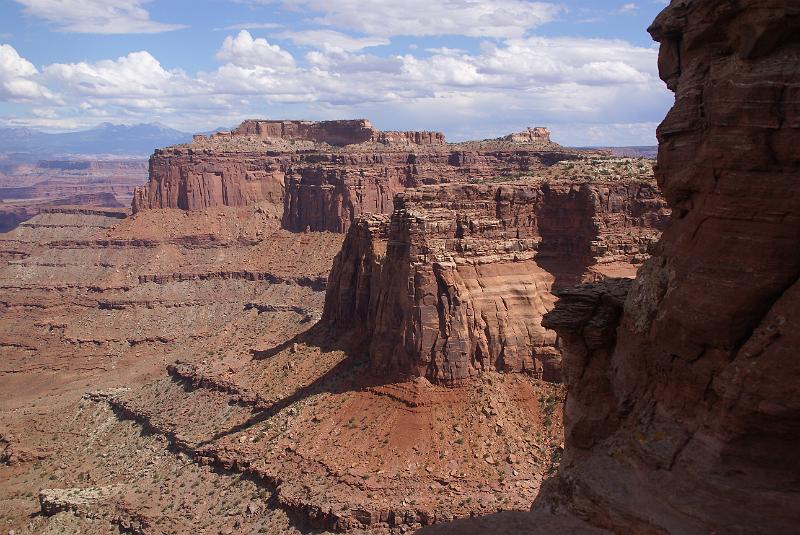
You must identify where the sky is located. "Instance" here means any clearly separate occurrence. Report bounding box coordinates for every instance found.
[0,0,674,145]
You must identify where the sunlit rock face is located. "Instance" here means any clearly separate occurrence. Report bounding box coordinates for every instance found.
[323,178,667,386]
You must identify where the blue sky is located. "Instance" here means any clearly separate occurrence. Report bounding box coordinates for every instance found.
[0,0,674,145]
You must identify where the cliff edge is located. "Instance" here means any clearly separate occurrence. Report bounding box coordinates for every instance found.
[533,1,800,533]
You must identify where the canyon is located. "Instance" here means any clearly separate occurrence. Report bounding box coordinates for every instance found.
[0,119,666,533]
[0,157,146,232]
[1,0,797,533]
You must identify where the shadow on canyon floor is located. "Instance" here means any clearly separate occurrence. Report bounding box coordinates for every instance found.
[187,322,393,446]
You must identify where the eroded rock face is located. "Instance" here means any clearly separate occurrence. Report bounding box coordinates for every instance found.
[132,119,579,232]
[538,1,800,533]
[132,151,286,213]
[504,127,551,144]
[324,179,668,386]
[227,119,445,146]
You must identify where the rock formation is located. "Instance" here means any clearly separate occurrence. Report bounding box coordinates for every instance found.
[534,1,800,533]
[132,119,578,233]
[503,127,551,144]
[219,118,445,147]
[323,178,668,386]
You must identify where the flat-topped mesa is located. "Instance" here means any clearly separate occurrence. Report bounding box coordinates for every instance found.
[231,119,376,146]
[322,178,669,386]
[132,118,582,225]
[193,119,446,147]
[503,127,551,144]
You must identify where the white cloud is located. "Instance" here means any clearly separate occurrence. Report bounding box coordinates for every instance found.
[616,3,639,14]
[0,44,58,102]
[216,30,296,70]
[304,49,403,74]
[246,0,562,38]
[552,121,660,146]
[13,0,185,34]
[477,37,655,86]
[277,30,389,52]
[0,30,672,145]
[43,51,196,99]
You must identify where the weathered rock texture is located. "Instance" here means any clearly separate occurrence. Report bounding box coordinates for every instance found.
[536,1,800,533]
[132,119,575,233]
[133,151,286,215]
[225,119,445,146]
[323,179,668,385]
[504,127,551,144]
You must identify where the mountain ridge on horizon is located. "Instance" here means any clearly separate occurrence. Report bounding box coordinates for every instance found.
[0,123,196,157]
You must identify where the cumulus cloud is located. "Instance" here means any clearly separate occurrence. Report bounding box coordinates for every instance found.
[13,0,185,34]
[43,51,196,99]
[216,30,296,70]
[0,43,58,102]
[477,37,655,86]
[245,0,562,38]
[2,28,672,144]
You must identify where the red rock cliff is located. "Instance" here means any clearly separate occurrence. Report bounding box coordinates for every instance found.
[323,179,668,386]
[227,119,445,146]
[133,120,581,233]
[132,150,286,212]
[231,119,377,145]
[536,1,800,533]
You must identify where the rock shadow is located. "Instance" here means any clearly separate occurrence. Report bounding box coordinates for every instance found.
[194,323,387,446]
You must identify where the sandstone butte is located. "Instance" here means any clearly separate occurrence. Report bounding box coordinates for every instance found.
[322,180,667,386]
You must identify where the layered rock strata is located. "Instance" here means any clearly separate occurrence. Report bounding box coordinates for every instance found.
[133,119,576,233]
[323,179,668,385]
[219,118,445,146]
[535,1,800,533]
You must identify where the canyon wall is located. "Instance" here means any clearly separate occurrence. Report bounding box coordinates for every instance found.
[323,179,669,386]
[133,120,578,233]
[132,151,286,213]
[536,1,800,533]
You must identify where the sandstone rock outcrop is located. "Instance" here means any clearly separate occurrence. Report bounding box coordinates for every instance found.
[323,178,668,386]
[503,127,551,144]
[221,119,445,146]
[132,151,286,214]
[132,119,579,233]
[535,1,800,533]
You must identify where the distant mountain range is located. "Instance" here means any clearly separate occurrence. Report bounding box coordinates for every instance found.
[0,123,196,156]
